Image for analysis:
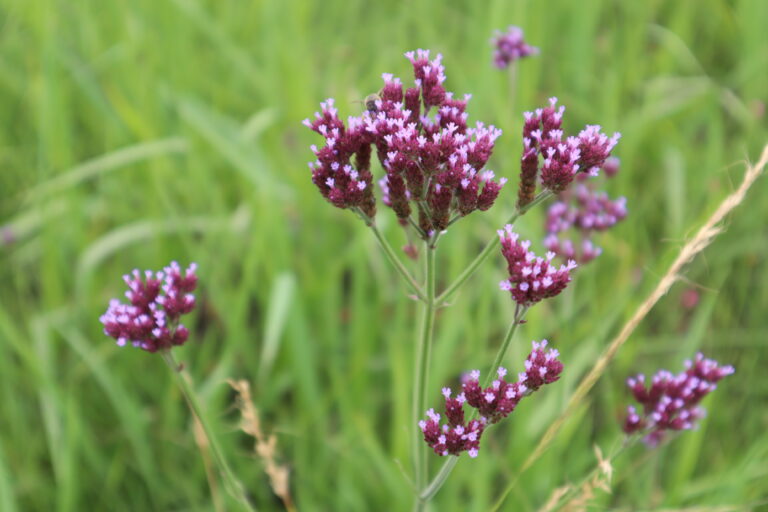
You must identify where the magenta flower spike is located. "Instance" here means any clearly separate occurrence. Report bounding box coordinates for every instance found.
[491,26,539,69]
[304,50,508,237]
[100,261,198,353]
[621,353,734,446]
[420,340,563,458]
[544,178,628,264]
[516,98,621,207]
[498,225,576,306]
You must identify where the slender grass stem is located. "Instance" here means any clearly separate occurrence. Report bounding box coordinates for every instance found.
[161,351,256,512]
[417,305,528,503]
[355,208,427,301]
[437,190,552,304]
[412,244,437,511]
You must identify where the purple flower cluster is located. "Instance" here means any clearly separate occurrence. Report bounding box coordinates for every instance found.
[498,224,576,306]
[304,50,508,237]
[622,353,734,446]
[517,98,621,207]
[544,174,628,264]
[420,340,563,457]
[100,262,198,353]
[491,26,539,69]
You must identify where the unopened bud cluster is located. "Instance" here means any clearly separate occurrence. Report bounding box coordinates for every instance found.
[419,340,563,458]
[491,26,539,69]
[100,262,198,353]
[305,50,507,237]
[498,224,576,306]
[622,353,734,446]
[517,98,620,207]
[544,159,627,263]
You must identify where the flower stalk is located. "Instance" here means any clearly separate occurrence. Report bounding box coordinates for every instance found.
[412,243,437,501]
[161,350,256,512]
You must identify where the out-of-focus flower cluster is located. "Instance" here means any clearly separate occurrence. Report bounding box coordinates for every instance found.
[420,340,563,457]
[491,26,539,69]
[622,353,734,446]
[544,158,627,263]
[100,262,198,353]
[498,224,576,306]
[304,50,508,238]
[517,98,621,207]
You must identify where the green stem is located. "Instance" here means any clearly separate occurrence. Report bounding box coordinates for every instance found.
[412,244,437,510]
[482,304,528,388]
[417,305,529,503]
[162,351,256,512]
[436,190,552,304]
[355,209,427,302]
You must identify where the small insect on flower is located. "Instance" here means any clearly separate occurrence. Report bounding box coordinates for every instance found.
[364,93,381,113]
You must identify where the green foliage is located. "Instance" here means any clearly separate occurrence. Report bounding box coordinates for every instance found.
[1,0,766,509]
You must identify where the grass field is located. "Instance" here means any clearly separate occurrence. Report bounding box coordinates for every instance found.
[1,0,767,510]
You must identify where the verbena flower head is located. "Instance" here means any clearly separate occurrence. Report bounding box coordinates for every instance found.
[621,353,734,446]
[100,262,198,353]
[517,98,621,207]
[491,26,539,69]
[304,50,507,238]
[420,340,563,458]
[498,224,576,306]
[544,180,628,264]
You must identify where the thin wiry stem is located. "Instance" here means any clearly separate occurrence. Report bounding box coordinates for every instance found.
[354,208,427,302]
[161,351,256,512]
[412,244,437,511]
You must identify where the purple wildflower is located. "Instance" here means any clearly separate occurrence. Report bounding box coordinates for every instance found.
[304,50,508,237]
[100,262,198,353]
[544,178,628,264]
[516,98,621,206]
[303,99,377,218]
[621,353,734,446]
[498,224,576,306]
[491,26,539,69]
[420,340,563,458]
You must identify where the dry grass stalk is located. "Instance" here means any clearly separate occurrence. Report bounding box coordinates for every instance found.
[538,445,614,512]
[493,143,768,510]
[228,379,296,512]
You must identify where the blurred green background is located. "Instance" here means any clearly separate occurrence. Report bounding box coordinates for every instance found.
[1,0,767,510]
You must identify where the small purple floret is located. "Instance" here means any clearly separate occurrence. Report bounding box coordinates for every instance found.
[421,340,563,458]
[100,262,198,353]
[621,353,734,446]
[491,26,539,69]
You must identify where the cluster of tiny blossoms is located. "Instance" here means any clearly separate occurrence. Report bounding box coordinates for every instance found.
[622,353,734,446]
[544,159,627,263]
[100,262,198,353]
[304,50,507,238]
[517,98,621,208]
[498,224,576,306]
[420,340,563,457]
[491,26,539,69]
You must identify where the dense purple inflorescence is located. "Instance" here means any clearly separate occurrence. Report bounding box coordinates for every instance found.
[517,98,621,207]
[621,353,734,446]
[491,26,539,69]
[498,224,576,306]
[304,50,508,238]
[544,161,628,264]
[419,340,563,457]
[100,262,198,353]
